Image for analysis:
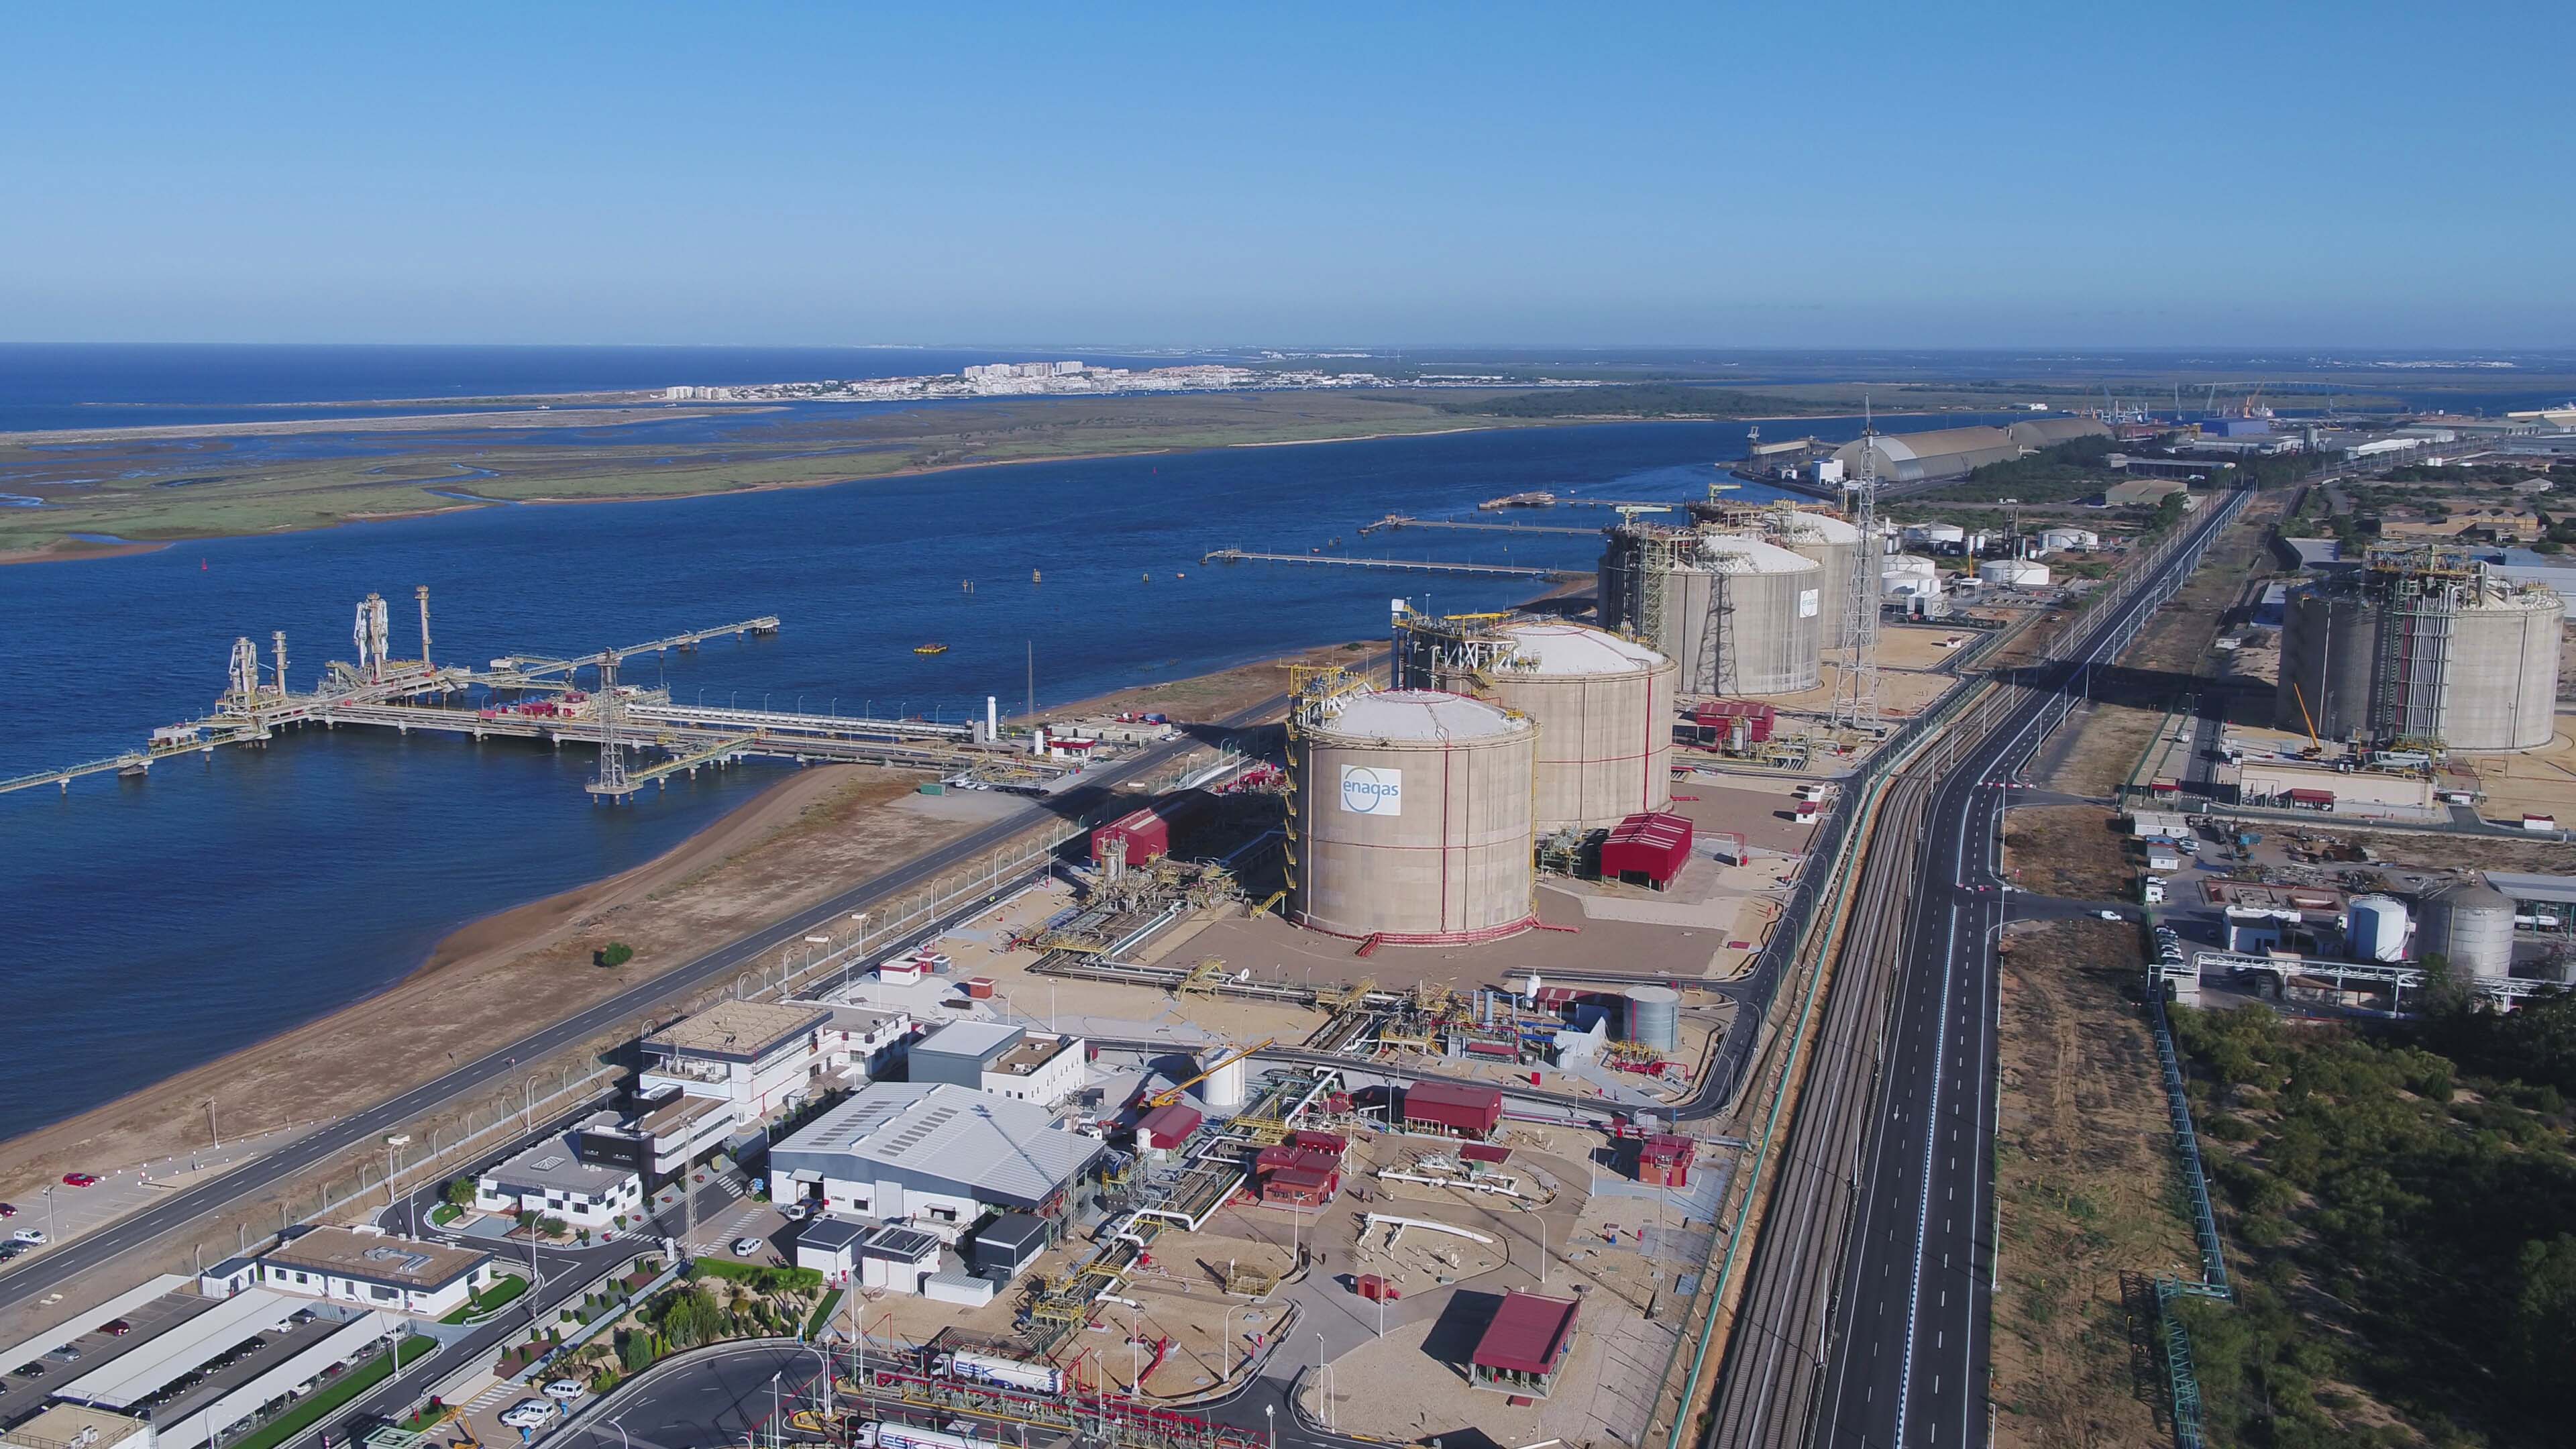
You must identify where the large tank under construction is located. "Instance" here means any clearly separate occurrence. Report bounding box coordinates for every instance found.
[1287,680,1538,944]
[2276,547,2564,752]
[1392,611,1675,830]
[1599,525,1823,696]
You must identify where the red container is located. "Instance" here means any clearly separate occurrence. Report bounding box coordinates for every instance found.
[1402,1081,1504,1138]
[962,977,996,1000]
[1601,812,1694,888]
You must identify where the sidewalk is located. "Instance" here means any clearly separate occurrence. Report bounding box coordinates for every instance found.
[3,1122,311,1252]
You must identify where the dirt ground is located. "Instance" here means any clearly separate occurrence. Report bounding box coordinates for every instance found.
[2320,825,2576,877]
[2459,720,2576,824]
[2002,805,2137,902]
[1990,918,2194,1449]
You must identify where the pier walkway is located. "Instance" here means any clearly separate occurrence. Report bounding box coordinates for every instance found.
[1357,513,1603,537]
[1199,548,1574,580]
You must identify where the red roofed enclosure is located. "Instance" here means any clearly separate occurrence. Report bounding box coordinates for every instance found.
[1469,1290,1581,1398]
[1601,811,1693,890]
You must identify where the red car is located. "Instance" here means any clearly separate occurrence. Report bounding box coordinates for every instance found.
[62,1173,99,1188]
[98,1320,131,1337]
[0,1203,15,1218]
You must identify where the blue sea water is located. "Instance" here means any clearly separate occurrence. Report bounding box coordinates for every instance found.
[8,388,1987,1140]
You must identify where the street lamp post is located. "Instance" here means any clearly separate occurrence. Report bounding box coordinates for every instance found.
[1265,1404,1275,1449]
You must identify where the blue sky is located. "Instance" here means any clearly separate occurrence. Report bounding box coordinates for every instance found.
[3,3,2567,348]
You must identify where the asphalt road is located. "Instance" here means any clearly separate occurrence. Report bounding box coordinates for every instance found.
[1814,486,2249,1448]
[0,698,1286,1316]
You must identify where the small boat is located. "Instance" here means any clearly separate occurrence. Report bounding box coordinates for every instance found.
[914,643,949,655]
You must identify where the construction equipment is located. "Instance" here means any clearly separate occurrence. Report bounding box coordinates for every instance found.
[2292,681,2324,758]
[1146,1038,1276,1109]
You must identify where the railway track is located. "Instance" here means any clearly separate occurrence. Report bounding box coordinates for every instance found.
[1701,733,1951,1446]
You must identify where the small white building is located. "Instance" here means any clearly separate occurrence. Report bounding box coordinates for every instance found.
[476,1136,643,1229]
[642,1000,838,1118]
[908,1022,1088,1108]
[2,1405,155,1449]
[254,1226,495,1318]
[641,1000,914,1120]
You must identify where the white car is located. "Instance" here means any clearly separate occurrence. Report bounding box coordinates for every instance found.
[540,1379,586,1402]
[9,1230,46,1246]
[499,1400,556,1430]
[730,1236,765,1256]
[2098,910,2125,922]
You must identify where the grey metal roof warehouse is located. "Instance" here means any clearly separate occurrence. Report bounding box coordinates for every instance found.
[908,1020,1025,1088]
[1831,426,2024,486]
[767,1083,1102,1209]
[2484,871,2576,906]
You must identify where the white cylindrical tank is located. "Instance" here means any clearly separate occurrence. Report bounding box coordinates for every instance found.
[2040,527,2098,553]
[1289,689,1538,943]
[1765,509,1864,651]
[2347,894,2410,963]
[1624,985,1680,1053]
[1979,559,2052,588]
[1882,570,1943,600]
[1917,523,1966,548]
[1886,555,1938,578]
[1402,621,1676,830]
[1654,533,1823,696]
[2418,879,2516,979]
[2277,563,2562,752]
[1199,1049,1248,1110]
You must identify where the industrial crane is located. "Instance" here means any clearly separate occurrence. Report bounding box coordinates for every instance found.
[1146,1038,1275,1109]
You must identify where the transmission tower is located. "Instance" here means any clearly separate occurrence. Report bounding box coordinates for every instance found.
[590,651,632,798]
[1833,404,1882,733]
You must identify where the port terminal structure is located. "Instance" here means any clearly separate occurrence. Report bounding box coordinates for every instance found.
[0,587,1071,802]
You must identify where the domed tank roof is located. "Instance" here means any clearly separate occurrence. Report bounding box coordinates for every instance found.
[2424,878,2516,911]
[1770,510,1861,544]
[1695,533,1821,575]
[1315,688,1529,743]
[1491,622,1668,676]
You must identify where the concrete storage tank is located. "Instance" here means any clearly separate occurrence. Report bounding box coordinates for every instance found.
[1287,688,1538,943]
[2417,878,2516,978]
[1978,559,2052,588]
[2276,549,2563,751]
[1396,616,1676,830]
[1766,508,1864,650]
[1599,527,1823,696]
[1623,985,1680,1053]
[2347,894,2410,963]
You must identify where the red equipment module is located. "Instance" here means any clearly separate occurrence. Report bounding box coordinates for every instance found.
[1401,1080,1504,1139]
[1690,699,1775,743]
[1601,811,1693,890]
[1087,790,1215,867]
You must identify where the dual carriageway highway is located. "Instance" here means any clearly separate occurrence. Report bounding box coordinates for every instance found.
[1710,483,2251,1448]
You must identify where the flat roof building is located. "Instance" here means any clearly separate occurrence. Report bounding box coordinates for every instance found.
[1469,1291,1581,1399]
[476,1134,642,1229]
[1402,1081,1505,1139]
[3,1405,154,1449]
[256,1226,494,1318]
[768,1083,1104,1236]
[643,1000,836,1118]
[909,1022,1087,1107]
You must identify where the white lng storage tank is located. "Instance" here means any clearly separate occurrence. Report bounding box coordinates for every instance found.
[1287,688,1538,943]
[1396,616,1675,830]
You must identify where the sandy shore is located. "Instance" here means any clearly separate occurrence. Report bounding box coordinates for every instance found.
[0,537,173,567]
[0,760,910,1191]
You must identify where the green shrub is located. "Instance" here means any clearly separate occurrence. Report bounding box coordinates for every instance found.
[595,941,635,968]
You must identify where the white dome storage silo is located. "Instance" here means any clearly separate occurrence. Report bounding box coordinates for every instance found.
[1979,559,2052,588]
[1288,689,1539,944]
[1765,508,1864,651]
[1397,618,1676,830]
[2417,879,2516,979]
[1668,533,1823,696]
[2347,895,2410,963]
[1199,1046,1248,1110]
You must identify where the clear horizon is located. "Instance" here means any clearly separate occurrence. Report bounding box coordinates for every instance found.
[5,2,2569,350]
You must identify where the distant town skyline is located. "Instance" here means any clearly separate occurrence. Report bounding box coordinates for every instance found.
[3,2,2568,348]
